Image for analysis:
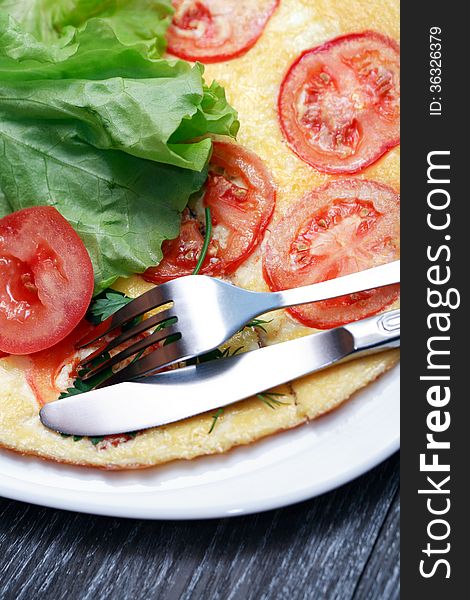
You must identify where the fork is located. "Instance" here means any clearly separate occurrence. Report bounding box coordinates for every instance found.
[78,260,400,386]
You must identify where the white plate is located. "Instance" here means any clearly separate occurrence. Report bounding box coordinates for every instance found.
[0,364,399,519]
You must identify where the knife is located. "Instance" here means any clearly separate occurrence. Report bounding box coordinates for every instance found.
[40,309,400,437]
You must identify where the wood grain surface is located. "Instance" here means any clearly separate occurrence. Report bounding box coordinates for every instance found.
[0,453,399,600]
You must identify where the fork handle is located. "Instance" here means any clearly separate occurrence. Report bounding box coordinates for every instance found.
[256,261,400,313]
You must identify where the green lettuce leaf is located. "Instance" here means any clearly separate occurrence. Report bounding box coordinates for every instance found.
[0,12,239,170]
[0,1,239,294]
[0,119,207,292]
[0,50,237,170]
[0,0,174,56]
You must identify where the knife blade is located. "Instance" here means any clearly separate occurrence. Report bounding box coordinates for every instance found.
[40,310,400,437]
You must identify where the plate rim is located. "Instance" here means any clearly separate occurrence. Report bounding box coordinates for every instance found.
[0,365,399,520]
[0,440,399,520]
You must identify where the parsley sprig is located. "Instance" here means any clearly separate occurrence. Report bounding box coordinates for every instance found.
[90,291,133,322]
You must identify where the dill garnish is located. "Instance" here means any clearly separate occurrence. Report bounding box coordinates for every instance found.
[256,392,288,409]
[192,206,212,275]
[208,408,224,434]
[243,318,272,333]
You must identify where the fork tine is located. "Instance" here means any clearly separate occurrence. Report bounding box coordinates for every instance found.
[79,308,177,370]
[77,284,173,349]
[97,340,186,388]
[81,322,180,381]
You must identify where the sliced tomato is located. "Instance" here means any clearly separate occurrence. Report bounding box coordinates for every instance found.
[25,320,95,405]
[145,142,275,283]
[278,32,400,174]
[0,207,94,355]
[166,0,279,63]
[263,179,400,329]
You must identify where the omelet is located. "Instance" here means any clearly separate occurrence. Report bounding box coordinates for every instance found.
[0,0,399,469]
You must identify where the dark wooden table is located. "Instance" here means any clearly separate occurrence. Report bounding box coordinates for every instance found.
[0,452,399,600]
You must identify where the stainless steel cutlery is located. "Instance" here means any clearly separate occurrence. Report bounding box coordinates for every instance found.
[40,309,400,436]
[77,260,400,387]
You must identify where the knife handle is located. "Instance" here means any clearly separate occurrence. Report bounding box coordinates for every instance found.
[343,309,400,359]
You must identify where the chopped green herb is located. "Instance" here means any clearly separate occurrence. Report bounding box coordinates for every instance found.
[59,348,112,405]
[243,318,272,333]
[155,317,178,332]
[208,408,224,434]
[90,291,133,322]
[129,349,146,365]
[59,365,112,400]
[62,431,138,444]
[192,207,212,275]
[186,343,246,367]
[257,392,288,410]
[186,347,224,365]
[90,436,105,446]
[59,379,93,399]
